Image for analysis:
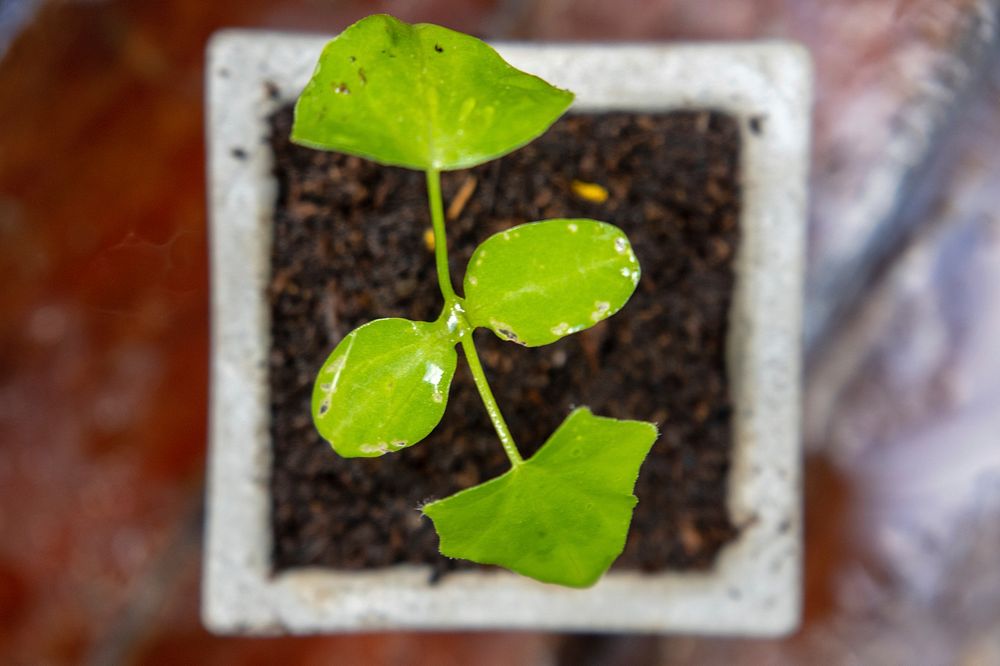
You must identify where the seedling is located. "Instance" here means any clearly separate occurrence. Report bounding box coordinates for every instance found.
[292,14,658,588]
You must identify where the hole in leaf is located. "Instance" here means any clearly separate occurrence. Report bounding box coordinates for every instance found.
[497,327,524,345]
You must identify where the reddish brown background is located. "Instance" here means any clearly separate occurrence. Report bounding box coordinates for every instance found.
[2,1,999,663]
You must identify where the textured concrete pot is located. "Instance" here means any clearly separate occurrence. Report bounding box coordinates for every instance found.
[203,30,812,635]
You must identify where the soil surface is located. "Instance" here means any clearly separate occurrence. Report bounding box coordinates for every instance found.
[267,106,741,577]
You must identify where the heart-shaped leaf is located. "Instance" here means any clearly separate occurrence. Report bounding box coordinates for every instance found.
[422,408,658,587]
[291,14,574,171]
[463,219,641,347]
[312,317,457,457]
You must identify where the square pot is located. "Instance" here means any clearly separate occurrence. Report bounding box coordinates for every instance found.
[203,30,812,635]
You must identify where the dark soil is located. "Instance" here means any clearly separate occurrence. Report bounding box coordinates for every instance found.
[266,105,741,577]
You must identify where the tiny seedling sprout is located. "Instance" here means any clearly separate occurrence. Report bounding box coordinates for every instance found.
[292,14,658,588]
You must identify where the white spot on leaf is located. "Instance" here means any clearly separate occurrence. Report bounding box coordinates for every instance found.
[614,237,628,254]
[590,301,610,322]
[551,322,583,337]
[423,362,445,403]
[360,442,389,455]
[423,363,444,387]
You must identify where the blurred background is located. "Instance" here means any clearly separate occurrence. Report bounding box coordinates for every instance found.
[2,0,1000,663]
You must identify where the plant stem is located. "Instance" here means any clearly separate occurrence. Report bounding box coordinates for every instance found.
[425,169,523,468]
[426,169,456,300]
[459,335,523,467]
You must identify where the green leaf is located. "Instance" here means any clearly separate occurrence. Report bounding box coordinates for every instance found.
[291,14,574,171]
[312,318,457,457]
[422,408,658,588]
[463,219,641,347]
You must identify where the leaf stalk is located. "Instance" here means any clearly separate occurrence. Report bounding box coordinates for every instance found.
[459,334,523,467]
[426,169,456,300]
[426,170,523,468]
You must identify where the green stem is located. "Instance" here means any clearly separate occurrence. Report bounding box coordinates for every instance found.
[425,169,523,468]
[459,335,523,467]
[426,169,456,300]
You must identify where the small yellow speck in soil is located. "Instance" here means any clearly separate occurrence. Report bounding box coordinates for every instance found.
[423,228,435,251]
[571,179,609,203]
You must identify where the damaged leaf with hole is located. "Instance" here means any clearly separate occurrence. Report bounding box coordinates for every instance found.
[291,14,574,171]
